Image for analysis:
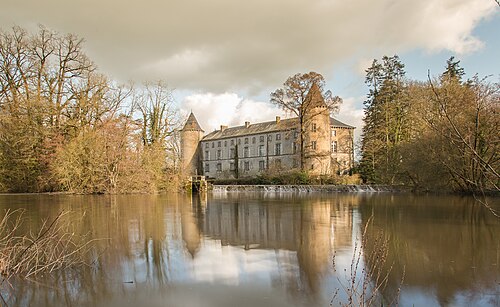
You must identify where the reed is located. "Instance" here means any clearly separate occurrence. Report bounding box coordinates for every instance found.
[331,217,405,306]
[0,209,96,305]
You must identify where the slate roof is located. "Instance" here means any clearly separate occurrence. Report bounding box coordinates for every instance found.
[330,117,355,128]
[202,118,296,141]
[181,112,204,132]
[201,117,353,141]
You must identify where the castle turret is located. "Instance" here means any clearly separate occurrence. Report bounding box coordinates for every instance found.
[180,112,204,176]
[303,82,332,175]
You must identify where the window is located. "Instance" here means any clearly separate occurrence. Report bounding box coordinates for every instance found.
[268,135,272,141]
[275,143,281,155]
[217,149,222,159]
[244,137,249,144]
[230,148,235,158]
[205,163,210,172]
[205,143,209,148]
[252,137,256,144]
[259,145,265,156]
[238,139,241,145]
[230,162,235,171]
[244,146,249,158]
[276,133,281,141]
[259,160,265,170]
[260,136,265,142]
[205,150,209,160]
[311,141,317,150]
[312,123,317,132]
[216,163,222,172]
[224,140,227,147]
[332,141,338,152]
[218,141,221,147]
[332,130,337,137]
[231,139,234,145]
[293,142,297,154]
[212,142,214,148]
[244,161,250,171]
[294,130,299,139]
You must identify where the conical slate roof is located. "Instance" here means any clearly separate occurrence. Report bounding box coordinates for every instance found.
[181,112,204,132]
[304,82,327,108]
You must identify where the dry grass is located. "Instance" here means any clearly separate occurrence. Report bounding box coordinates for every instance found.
[331,217,405,306]
[0,209,96,305]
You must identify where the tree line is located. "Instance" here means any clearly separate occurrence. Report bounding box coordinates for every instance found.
[0,26,181,193]
[359,55,499,193]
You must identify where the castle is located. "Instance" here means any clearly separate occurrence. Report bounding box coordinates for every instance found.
[180,85,354,179]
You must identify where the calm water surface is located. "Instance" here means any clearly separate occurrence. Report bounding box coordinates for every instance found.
[0,193,498,306]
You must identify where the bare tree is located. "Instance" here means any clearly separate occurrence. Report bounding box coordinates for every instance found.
[270,72,342,170]
[134,81,178,147]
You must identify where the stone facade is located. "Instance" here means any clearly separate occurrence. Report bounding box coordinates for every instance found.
[180,112,204,175]
[180,88,355,179]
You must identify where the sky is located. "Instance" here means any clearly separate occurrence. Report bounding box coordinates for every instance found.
[1,0,499,144]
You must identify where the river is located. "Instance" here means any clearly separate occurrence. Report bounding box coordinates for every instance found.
[0,193,498,306]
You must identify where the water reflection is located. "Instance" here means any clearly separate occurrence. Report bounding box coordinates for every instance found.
[0,193,498,306]
[359,195,500,306]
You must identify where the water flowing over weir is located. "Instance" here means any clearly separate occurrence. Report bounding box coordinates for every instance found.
[211,185,404,193]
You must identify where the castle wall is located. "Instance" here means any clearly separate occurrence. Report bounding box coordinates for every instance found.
[331,127,354,174]
[303,107,332,175]
[199,123,354,179]
[181,130,203,176]
[201,130,298,179]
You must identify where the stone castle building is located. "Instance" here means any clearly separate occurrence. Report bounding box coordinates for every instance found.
[180,85,354,179]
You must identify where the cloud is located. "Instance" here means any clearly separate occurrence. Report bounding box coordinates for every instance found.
[0,0,496,93]
[336,97,365,144]
[181,93,286,133]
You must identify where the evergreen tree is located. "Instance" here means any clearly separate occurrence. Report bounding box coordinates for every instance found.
[359,55,410,184]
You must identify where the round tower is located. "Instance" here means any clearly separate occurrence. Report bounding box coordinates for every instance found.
[180,112,204,176]
[303,83,332,175]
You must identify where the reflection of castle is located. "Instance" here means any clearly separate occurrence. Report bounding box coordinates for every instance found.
[180,84,355,178]
[183,195,356,293]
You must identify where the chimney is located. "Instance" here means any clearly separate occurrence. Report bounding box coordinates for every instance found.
[245,121,250,128]
[220,125,228,132]
[276,116,281,124]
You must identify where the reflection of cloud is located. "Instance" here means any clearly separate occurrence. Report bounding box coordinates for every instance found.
[1,0,495,92]
[191,242,299,286]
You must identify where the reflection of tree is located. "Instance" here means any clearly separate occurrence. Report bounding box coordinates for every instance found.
[359,195,500,306]
[0,194,192,306]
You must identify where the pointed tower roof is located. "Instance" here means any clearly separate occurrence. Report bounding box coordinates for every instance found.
[305,82,327,108]
[181,112,204,132]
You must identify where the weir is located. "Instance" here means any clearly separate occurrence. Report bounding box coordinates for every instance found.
[211,184,406,193]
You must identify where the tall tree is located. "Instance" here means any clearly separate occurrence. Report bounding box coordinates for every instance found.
[270,72,342,170]
[425,72,499,193]
[134,81,181,188]
[441,56,465,83]
[359,55,411,183]
[0,26,98,191]
[0,26,182,193]
[135,81,178,147]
